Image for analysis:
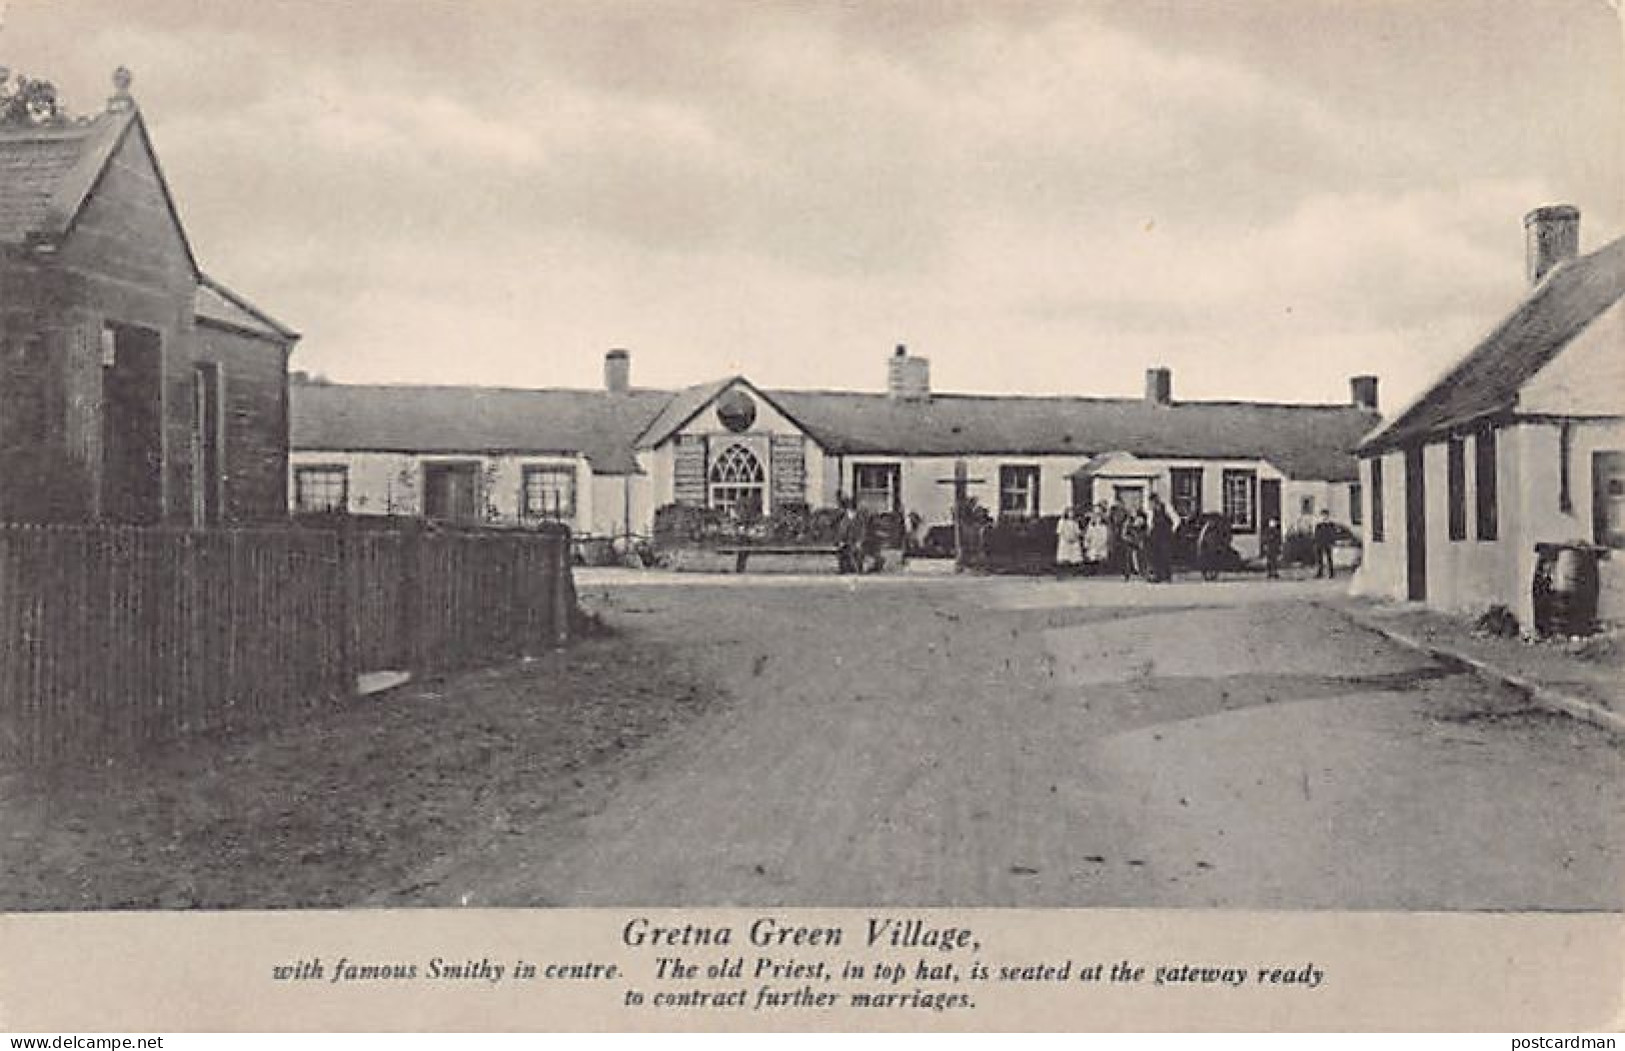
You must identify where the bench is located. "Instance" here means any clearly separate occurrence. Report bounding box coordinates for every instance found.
[714,545,843,573]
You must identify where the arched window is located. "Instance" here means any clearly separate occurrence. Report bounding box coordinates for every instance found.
[708,443,765,518]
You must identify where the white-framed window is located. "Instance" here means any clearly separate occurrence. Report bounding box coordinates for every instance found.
[1222,468,1257,533]
[708,442,765,518]
[999,465,1040,519]
[1170,467,1202,519]
[521,464,576,521]
[853,462,901,513]
[294,465,348,513]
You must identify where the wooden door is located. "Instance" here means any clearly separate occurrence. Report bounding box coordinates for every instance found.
[1259,478,1282,532]
[100,324,164,524]
[424,463,479,524]
[1405,445,1427,601]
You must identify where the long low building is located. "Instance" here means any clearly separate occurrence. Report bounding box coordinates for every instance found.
[290,348,1379,558]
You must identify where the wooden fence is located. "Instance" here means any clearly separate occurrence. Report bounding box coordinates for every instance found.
[0,523,575,763]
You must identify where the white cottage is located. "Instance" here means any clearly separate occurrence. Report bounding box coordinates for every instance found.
[1353,206,1625,629]
[291,347,1380,558]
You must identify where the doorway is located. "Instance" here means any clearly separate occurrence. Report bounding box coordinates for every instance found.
[100,323,164,524]
[191,362,223,527]
[423,462,480,524]
[1405,445,1427,601]
[1259,478,1282,532]
[1112,485,1145,513]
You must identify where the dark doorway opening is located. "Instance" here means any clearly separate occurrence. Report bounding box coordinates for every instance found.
[1259,478,1282,533]
[423,462,480,524]
[191,362,223,527]
[1405,445,1427,601]
[100,324,164,524]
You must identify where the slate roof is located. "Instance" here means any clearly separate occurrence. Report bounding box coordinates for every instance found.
[1360,235,1625,453]
[0,123,93,243]
[195,275,300,343]
[290,383,672,475]
[2,104,291,344]
[771,390,1376,482]
[294,380,1375,482]
[0,108,195,264]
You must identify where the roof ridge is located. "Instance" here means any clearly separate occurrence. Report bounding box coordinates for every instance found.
[774,387,1371,410]
[198,273,300,341]
[296,379,672,392]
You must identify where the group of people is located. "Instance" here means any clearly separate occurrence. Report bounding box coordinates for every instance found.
[1054,494,1178,581]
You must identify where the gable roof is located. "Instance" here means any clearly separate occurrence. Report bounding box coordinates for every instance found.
[195,274,300,344]
[0,106,200,274]
[770,389,1376,481]
[633,376,738,448]
[290,383,671,474]
[1360,235,1625,453]
[635,375,817,449]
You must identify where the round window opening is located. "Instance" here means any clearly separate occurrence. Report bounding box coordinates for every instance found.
[716,389,757,433]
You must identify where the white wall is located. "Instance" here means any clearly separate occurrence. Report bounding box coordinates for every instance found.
[1351,449,1407,600]
[290,449,595,533]
[1519,300,1624,417]
[1352,420,1625,628]
[644,381,829,520]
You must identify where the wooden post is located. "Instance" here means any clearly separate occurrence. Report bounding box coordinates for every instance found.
[551,528,571,649]
[935,459,987,571]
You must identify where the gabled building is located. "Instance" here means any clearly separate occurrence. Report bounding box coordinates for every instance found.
[0,69,297,525]
[1353,206,1625,628]
[291,346,1380,559]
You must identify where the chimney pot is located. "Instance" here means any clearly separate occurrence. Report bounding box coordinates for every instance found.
[1145,367,1172,407]
[604,348,630,393]
[1350,375,1379,411]
[1524,205,1579,286]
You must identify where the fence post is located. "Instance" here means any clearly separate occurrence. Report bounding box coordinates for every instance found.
[401,527,422,672]
[551,530,571,649]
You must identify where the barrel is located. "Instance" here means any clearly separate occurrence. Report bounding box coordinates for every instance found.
[1533,543,1601,636]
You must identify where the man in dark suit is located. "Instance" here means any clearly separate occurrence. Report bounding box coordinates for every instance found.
[1313,509,1339,579]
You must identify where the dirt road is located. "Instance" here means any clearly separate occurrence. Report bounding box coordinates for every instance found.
[419,573,1625,910]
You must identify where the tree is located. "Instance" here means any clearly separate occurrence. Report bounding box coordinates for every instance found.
[0,72,66,128]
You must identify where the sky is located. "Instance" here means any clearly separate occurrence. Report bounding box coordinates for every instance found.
[4,0,1622,414]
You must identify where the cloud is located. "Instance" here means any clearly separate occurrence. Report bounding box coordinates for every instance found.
[13,2,1613,413]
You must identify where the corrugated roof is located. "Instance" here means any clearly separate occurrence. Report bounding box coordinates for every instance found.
[290,383,671,474]
[195,274,299,343]
[771,390,1376,481]
[1361,235,1625,452]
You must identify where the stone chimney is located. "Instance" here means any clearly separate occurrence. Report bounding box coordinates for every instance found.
[1525,205,1579,286]
[887,344,930,401]
[604,348,630,393]
[1144,366,1172,407]
[1350,375,1379,411]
